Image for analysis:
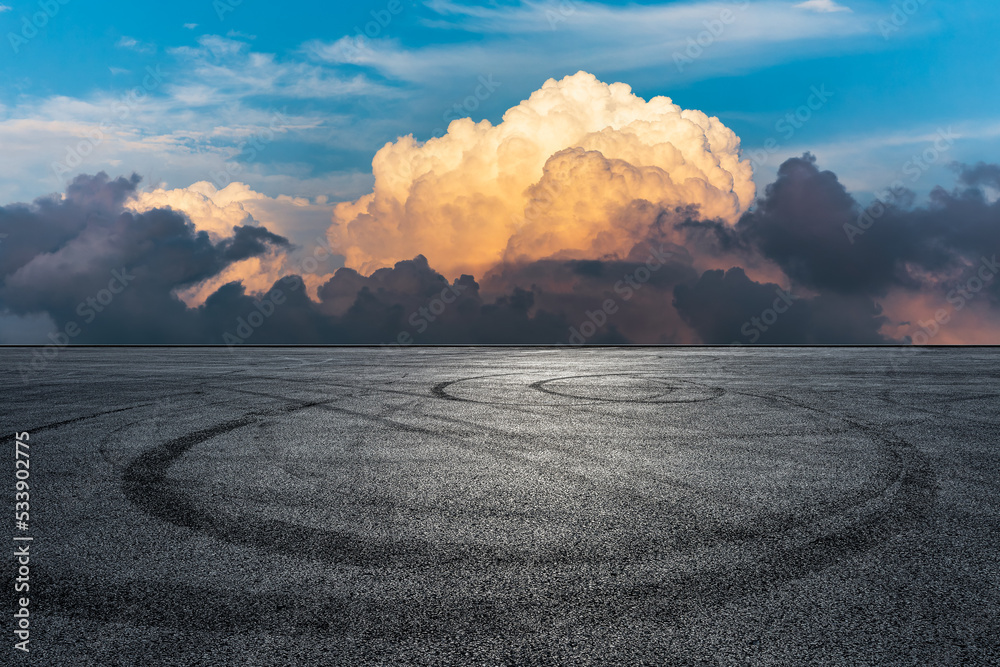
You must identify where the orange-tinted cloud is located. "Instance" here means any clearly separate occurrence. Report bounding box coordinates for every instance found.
[128,181,337,305]
[331,71,755,279]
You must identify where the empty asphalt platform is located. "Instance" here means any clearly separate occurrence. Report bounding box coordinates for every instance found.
[2,348,998,665]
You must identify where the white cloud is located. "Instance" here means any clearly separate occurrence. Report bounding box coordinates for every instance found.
[116,36,156,53]
[0,4,11,12]
[309,0,872,85]
[168,35,392,101]
[128,181,259,241]
[794,0,852,13]
[0,26,406,203]
[183,23,198,29]
[0,2,880,209]
[0,90,369,206]
[426,0,861,35]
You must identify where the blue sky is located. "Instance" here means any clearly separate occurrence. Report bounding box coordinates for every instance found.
[1,0,998,208]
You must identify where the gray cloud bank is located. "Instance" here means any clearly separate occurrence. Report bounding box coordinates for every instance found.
[2,157,999,345]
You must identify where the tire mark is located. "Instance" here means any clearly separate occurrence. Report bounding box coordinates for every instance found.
[431,373,522,402]
[24,389,213,435]
[25,403,156,435]
[879,389,1000,428]
[433,373,724,406]
[529,374,723,404]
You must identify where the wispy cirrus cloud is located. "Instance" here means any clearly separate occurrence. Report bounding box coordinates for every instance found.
[169,35,393,101]
[425,0,861,33]
[308,0,874,87]
[794,0,853,13]
[764,121,1000,197]
[423,0,866,40]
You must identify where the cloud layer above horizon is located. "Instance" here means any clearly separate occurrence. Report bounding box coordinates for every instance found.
[2,72,1000,348]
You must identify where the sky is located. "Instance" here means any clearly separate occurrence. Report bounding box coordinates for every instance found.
[1,0,999,347]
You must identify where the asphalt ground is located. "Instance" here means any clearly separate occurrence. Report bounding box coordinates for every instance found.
[1,347,998,665]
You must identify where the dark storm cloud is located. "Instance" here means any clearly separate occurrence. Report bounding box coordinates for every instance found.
[211,247,702,346]
[482,243,697,344]
[315,255,573,344]
[211,257,574,345]
[957,162,1000,190]
[222,225,291,263]
[732,154,904,296]
[672,267,890,344]
[687,154,1000,300]
[0,173,140,279]
[0,173,290,343]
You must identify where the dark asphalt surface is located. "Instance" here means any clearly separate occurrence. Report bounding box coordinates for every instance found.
[2,347,999,665]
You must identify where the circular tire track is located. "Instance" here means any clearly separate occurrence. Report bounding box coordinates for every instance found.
[529,374,724,403]
[104,370,937,638]
[120,397,461,568]
[122,378,931,567]
[434,372,724,406]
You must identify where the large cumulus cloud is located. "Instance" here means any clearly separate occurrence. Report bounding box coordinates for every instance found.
[330,71,755,278]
